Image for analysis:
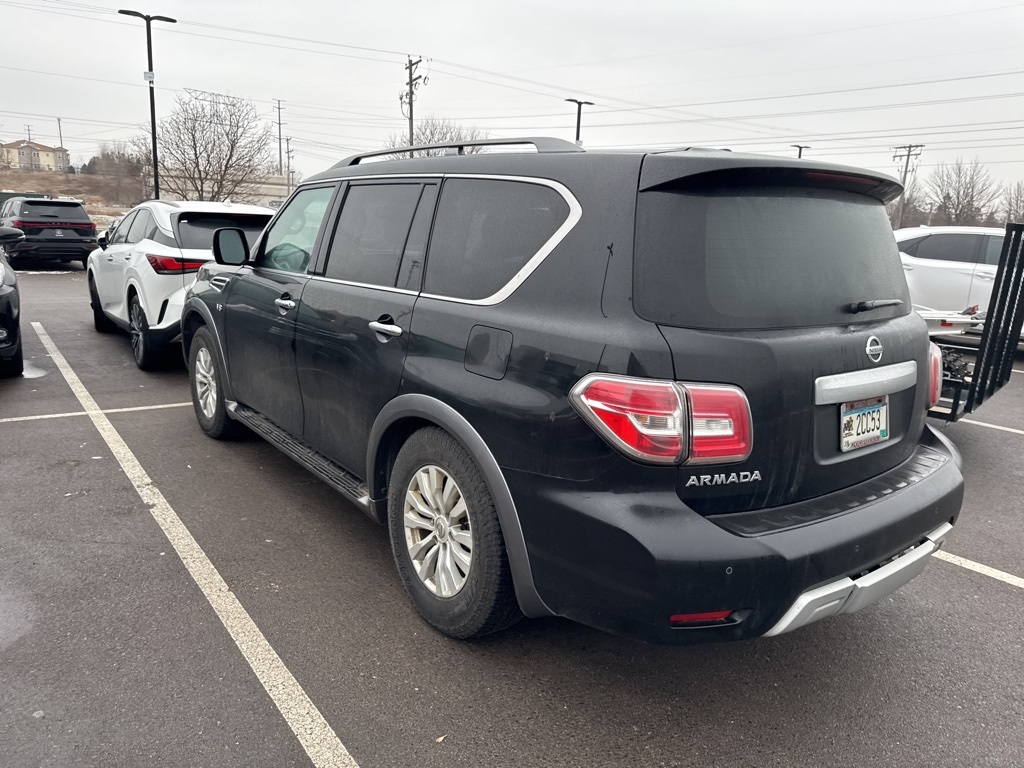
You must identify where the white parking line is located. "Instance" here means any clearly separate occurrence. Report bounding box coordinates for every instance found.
[960,418,1024,436]
[934,551,1024,590]
[31,323,358,768]
[0,402,191,424]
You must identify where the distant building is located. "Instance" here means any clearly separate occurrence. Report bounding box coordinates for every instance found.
[1,140,71,172]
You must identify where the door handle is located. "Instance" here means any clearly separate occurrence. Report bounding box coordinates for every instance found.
[368,321,403,338]
[902,265,913,271]
[976,272,995,281]
[274,297,297,310]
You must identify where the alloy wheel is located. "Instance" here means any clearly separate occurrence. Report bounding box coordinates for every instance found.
[403,465,473,597]
[194,346,218,420]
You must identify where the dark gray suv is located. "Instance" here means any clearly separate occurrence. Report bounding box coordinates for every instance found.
[181,137,963,644]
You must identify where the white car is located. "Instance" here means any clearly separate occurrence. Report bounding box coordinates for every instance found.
[87,200,274,369]
[895,226,1004,313]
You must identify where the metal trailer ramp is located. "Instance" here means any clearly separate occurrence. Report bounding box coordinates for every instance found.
[930,222,1024,421]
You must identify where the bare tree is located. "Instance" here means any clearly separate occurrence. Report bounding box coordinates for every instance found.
[384,115,490,157]
[887,178,929,229]
[137,92,274,202]
[925,158,1001,226]
[1002,180,1024,224]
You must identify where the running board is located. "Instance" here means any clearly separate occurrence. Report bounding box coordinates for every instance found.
[230,404,374,517]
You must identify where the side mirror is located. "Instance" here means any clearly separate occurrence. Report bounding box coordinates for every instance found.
[98,231,109,249]
[212,227,249,266]
[0,226,25,245]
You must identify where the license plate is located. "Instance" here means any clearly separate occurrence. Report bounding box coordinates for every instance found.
[840,395,889,452]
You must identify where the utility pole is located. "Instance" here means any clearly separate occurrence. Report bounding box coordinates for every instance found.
[56,118,63,147]
[564,98,594,146]
[285,137,293,193]
[791,144,810,159]
[25,124,32,142]
[273,99,285,175]
[892,144,924,228]
[400,56,423,148]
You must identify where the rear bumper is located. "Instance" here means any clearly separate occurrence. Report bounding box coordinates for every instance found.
[505,425,963,644]
[10,240,94,260]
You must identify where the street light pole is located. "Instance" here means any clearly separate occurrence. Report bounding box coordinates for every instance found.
[791,144,810,159]
[564,98,594,146]
[119,9,176,199]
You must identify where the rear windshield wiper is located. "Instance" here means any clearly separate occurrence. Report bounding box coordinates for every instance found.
[846,299,904,314]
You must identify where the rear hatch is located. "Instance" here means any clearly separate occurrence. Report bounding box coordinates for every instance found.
[13,200,95,244]
[634,158,928,515]
[170,211,272,287]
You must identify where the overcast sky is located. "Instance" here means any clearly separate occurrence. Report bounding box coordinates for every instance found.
[3,0,1024,192]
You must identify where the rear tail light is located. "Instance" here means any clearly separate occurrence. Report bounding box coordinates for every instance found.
[569,374,752,465]
[684,384,753,464]
[927,342,942,409]
[146,254,207,275]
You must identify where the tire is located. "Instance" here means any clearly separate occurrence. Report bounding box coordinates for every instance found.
[89,276,116,334]
[188,326,241,439]
[388,427,522,639]
[128,293,159,370]
[0,342,23,378]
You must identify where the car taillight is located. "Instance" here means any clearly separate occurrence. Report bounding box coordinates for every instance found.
[569,374,753,465]
[927,342,942,409]
[684,384,753,464]
[146,254,207,275]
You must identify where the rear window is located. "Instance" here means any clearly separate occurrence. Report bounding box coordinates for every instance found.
[174,213,272,250]
[634,186,910,330]
[21,201,90,221]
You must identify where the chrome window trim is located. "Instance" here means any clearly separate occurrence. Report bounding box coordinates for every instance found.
[421,174,581,306]
[302,173,582,305]
[310,274,419,296]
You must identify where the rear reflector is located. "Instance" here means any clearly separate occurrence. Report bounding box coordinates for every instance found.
[570,374,752,465]
[146,254,207,275]
[670,610,733,626]
[927,342,942,409]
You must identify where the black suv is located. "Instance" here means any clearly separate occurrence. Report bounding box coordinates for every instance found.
[0,197,97,266]
[182,138,964,644]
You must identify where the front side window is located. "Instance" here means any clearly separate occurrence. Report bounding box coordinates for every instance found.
[322,183,422,287]
[109,212,137,246]
[423,179,569,301]
[257,186,336,273]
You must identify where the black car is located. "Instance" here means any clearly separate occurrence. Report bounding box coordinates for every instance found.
[0,197,97,266]
[181,137,964,644]
[0,227,25,376]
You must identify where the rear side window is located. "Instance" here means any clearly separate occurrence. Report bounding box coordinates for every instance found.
[635,186,910,330]
[911,233,980,264]
[176,213,272,250]
[423,179,569,301]
[21,202,90,221]
[896,235,928,255]
[982,235,1004,265]
[323,183,422,286]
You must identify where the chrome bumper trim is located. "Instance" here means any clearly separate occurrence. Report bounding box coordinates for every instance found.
[764,522,953,637]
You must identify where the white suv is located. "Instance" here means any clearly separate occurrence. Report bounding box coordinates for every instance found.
[88,200,273,369]
[895,226,1004,313]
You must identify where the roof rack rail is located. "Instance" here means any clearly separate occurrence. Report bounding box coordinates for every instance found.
[142,199,180,207]
[336,136,585,167]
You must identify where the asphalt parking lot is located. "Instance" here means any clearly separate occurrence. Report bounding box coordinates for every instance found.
[3,265,1024,768]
